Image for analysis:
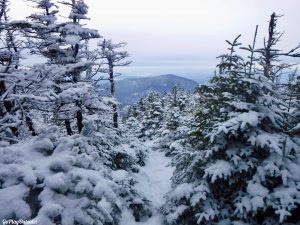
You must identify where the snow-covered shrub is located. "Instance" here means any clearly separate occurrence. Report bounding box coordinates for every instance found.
[0,126,150,224]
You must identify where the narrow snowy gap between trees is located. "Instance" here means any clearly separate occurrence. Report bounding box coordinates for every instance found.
[121,140,174,225]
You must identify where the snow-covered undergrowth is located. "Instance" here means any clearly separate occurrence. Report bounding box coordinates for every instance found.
[0,127,151,225]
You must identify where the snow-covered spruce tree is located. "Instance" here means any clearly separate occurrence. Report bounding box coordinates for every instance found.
[43,0,101,134]
[163,86,187,130]
[257,12,300,141]
[141,91,164,139]
[0,0,38,144]
[124,86,195,148]
[126,91,164,140]
[24,0,149,177]
[280,70,300,137]
[13,0,116,138]
[7,0,97,135]
[125,92,150,139]
[98,39,131,128]
[157,86,195,155]
[0,0,19,142]
[289,74,300,135]
[13,0,109,136]
[124,104,141,138]
[163,16,300,225]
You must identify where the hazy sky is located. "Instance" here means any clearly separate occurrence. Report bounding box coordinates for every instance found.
[11,0,300,81]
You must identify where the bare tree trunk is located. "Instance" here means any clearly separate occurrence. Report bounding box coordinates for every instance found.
[0,80,19,137]
[65,119,73,135]
[112,104,118,128]
[109,62,118,128]
[71,39,84,133]
[109,63,115,96]
[76,110,83,133]
[264,12,276,78]
[25,116,37,136]
[0,80,7,115]
[249,25,258,76]
[173,86,177,107]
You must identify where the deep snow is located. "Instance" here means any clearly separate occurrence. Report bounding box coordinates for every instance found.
[121,141,174,225]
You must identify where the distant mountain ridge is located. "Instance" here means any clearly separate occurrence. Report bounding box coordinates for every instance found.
[113,74,198,105]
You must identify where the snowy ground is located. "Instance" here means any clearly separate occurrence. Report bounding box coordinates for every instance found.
[121,141,174,225]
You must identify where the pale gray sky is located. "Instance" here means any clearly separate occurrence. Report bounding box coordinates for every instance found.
[11,0,300,81]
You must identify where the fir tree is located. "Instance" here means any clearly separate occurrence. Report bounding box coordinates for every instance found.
[15,0,102,135]
[0,0,37,143]
[163,14,300,225]
[138,91,163,139]
[98,39,131,128]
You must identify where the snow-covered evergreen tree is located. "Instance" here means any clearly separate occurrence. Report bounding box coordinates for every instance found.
[287,71,300,136]
[12,0,109,138]
[0,0,40,144]
[163,15,300,225]
[125,91,164,139]
[141,91,164,139]
[98,39,131,128]
[158,86,195,155]
[125,86,195,151]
